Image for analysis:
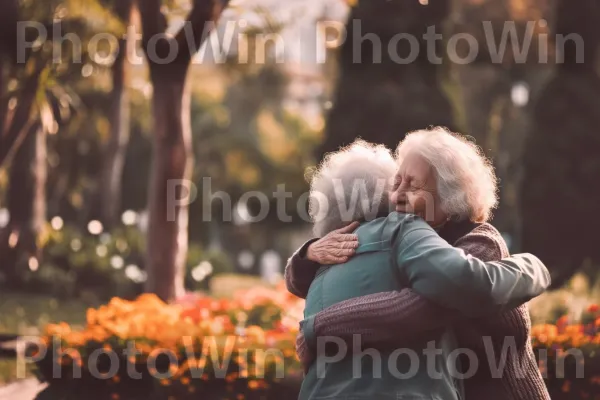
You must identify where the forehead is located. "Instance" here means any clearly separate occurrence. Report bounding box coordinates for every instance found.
[397,151,432,178]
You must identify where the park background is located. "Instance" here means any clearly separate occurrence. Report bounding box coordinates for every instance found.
[1,0,600,398]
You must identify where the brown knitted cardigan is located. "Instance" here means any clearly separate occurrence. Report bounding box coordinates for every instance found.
[285,221,549,400]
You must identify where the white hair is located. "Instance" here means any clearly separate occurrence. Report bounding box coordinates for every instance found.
[395,127,498,223]
[309,139,397,237]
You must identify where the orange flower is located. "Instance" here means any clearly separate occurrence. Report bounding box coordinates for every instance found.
[565,325,584,335]
[40,284,307,383]
[588,304,599,313]
[245,326,266,344]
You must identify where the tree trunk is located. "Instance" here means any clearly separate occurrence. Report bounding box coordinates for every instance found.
[319,0,453,156]
[1,124,46,283]
[139,0,229,301]
[98,1,133,228]
[144,66,193,300]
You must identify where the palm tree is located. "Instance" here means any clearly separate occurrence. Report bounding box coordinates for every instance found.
[0,0,123,283]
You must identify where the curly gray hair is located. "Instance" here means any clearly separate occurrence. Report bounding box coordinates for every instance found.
[309,139,397,237]
[395,127,498,223]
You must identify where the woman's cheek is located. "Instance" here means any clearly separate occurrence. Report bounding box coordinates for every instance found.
[413,192,436,221]
[407,193,423,216]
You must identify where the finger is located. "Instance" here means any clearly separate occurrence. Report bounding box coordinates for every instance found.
[339,240,358,250]
[320,257,340,265]
[335,234,358,243]
[333,249,349,257]
[335,221,360,234]
[339,248,355,256]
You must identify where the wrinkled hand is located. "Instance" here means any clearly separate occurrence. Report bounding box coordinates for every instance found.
[306,222,359,265]
[296,330,314,373]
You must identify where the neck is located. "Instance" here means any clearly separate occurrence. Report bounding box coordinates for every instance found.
[431,220,447,232]
[438,218,482,244]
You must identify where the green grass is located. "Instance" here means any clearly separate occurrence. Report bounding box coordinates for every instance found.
[0,293,92,386]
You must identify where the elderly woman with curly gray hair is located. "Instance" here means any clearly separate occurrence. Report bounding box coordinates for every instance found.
[288,127,550,400]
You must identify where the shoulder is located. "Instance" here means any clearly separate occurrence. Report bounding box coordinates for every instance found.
[454,222,509,261]
[355,213,440,255]
[357,212,432,244]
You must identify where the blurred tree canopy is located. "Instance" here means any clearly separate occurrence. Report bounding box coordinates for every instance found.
[521,0,600,287]
[321,0,600,287]
[0,0,321,299]
[0,0,125,284]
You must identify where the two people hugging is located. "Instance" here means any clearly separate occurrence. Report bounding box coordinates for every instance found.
[285,127,551,400]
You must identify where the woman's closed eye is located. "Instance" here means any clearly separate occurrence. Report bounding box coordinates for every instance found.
[409,178,426,190]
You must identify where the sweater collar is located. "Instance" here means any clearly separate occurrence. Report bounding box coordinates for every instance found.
[438,219,482,245]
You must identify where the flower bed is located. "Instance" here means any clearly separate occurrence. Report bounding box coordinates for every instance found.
[531,304,600,399]
[35,285,600,399]
[34,283,304,399]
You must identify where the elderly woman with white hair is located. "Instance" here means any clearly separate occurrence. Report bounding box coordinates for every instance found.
[293,134,550,400]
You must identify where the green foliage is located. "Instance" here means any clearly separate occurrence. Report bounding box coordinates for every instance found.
[10,0,126,119]
[3,221,236,301]
[2,0,322,302]
[16,225,144,301]
[243,302,284,330]
[190,67,321,202]
[18,0,125,34]
[184,245,235,291]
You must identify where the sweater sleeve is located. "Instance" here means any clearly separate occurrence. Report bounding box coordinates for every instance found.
[284,238,321,299]
[311,228,512,347]
[396,227,549,317]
